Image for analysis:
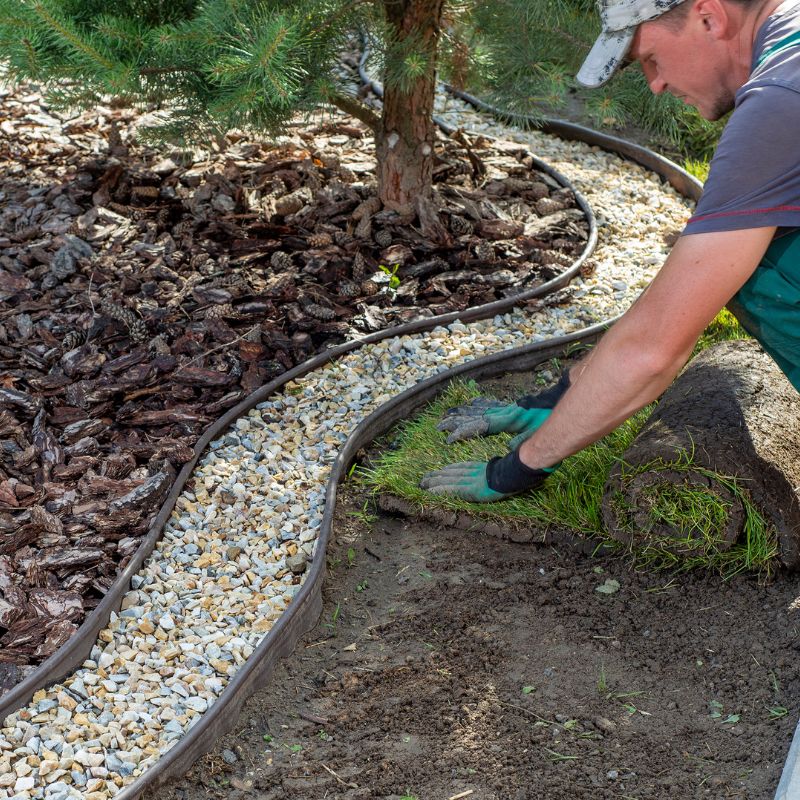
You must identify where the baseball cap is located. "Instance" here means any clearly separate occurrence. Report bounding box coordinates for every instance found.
[577,0,688,88]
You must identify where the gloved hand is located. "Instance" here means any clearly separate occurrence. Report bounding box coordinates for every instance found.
[419,447,555,503]
[437,370,570,450]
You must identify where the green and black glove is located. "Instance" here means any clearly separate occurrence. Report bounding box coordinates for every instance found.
[437,370,570,450]
[419,447,555,503]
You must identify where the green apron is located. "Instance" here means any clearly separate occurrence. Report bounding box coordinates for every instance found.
[727,228,800,391]
[719,32,800,390]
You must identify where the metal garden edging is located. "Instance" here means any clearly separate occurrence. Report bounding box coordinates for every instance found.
[0,86,719,800]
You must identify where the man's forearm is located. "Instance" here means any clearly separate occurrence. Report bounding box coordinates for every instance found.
[517,314,693,470]
[517,226,778,470]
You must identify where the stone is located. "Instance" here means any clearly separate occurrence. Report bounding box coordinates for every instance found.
[286,554,307,575]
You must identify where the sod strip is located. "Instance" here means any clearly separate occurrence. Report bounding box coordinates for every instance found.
[365,344,778,578]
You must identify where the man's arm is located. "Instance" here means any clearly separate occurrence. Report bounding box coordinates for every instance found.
[518,226,777,469]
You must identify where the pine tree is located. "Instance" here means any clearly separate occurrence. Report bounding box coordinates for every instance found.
[0,1,718,237]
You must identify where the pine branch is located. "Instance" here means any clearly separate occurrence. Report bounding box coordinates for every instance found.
[31,1,116,71]
[328,91,380,132]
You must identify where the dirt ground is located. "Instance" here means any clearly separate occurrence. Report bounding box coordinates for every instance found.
[151,375,800,800]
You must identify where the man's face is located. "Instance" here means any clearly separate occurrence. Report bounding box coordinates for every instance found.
[630,14,737,120]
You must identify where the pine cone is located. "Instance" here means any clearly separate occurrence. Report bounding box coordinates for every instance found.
[337,280,361,298]
[61,330,83,351]
[527,182,550,200]
[351,251,368,281]
[270,250,293,270]
[504,177,534,194]
[536,197,566,216]
[374,229,392,248]
[131,185,160,200]
[360,280,379,297]
[449,215,474,236]
[580,259,598,278]
[473,239,495,262]
[308,232,333,248]
[129,319,148,345]
[100,299,148,344]
[305,303,336,321]
[205,302,238,319]
[334,230,354,247]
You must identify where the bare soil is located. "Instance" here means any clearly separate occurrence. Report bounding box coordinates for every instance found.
[152,373,800,800]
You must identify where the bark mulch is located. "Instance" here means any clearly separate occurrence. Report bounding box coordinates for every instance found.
[0,85,590,690]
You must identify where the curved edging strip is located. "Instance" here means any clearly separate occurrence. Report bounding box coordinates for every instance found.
[0,161,596,721]
[0,104,705,800]
[110,319,614,800]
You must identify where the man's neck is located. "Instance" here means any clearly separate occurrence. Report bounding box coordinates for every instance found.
[729,0,785,73]
[745,0,786,43]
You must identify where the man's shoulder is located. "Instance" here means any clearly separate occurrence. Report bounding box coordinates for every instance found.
[746,0,800,92]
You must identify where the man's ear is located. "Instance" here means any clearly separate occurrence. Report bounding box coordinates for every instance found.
[693,0,734,40]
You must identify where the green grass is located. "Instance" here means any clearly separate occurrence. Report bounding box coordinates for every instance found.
[364,380,651,537]
[640,482,732,543]
[362,311,777,577]
[683,157,710,183]
[692,308,748,355]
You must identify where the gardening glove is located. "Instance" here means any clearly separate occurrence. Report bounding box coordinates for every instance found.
[419,447,556,503]
[437,370,571,449]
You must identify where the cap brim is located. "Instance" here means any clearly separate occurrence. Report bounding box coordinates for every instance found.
[576,27,635,88]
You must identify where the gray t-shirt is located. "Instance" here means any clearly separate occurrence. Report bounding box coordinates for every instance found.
[683,0,800,235]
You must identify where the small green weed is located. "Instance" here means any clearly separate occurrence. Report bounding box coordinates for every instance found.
[356,579,368,592]
[709,699,740,724]
[324,602,342,634]
[767,705,789,721]
[543,747,579,763]
[347,500,377,525]
[378,263,401,289]
[597,663,608,695]
[346,547,356,567]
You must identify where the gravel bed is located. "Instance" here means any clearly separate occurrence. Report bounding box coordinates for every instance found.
[0,102,693,799]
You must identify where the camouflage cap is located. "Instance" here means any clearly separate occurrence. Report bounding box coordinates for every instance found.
[577,0,688,87]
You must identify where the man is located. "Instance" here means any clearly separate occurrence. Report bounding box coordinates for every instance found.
[421,0,800,502]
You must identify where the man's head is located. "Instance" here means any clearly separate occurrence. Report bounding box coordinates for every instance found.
[576,0,691,88]
[578,0,773,120]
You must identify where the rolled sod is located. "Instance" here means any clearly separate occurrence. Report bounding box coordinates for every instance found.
[602,340,800,568]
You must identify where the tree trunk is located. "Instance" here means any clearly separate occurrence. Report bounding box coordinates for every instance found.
[601,340,800,568]
[377,0,448,240]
